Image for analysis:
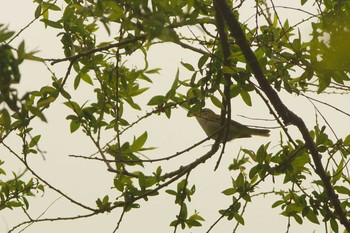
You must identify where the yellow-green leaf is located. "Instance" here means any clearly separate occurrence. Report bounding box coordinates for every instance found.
[240,90,252,106]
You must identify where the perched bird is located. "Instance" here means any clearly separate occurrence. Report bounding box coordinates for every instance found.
[190,108,270,142]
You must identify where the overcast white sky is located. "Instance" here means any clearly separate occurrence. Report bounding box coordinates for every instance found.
[1,1,348,233]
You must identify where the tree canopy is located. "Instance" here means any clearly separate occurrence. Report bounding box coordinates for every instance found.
[1,0,350,232]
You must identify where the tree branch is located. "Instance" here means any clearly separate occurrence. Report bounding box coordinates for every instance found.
[213,0,233,170]
[214,0,350,230]
[46,35,146,65]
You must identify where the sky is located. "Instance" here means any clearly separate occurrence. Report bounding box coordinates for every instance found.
[0,1,349,233]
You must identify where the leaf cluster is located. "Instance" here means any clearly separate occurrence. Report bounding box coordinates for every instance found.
[1,0,350,232]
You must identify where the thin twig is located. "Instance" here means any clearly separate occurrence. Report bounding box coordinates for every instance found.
[6,0,58,45]
[2,142,95,212]
[70,135,211,164]
[47,35,146,65]
[113,208,126,233]
[173,172,191,233]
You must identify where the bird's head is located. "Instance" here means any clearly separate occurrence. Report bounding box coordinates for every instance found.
[187,108,216,118]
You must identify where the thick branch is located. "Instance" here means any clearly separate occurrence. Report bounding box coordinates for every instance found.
[213,0,233,170]
[214,0,350,230]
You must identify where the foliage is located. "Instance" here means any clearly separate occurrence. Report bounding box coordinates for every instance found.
[1,0,350,232]
[0,164,44,211]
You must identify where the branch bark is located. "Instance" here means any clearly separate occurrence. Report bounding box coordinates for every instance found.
[213,0,233,170]
[213,0,350,230]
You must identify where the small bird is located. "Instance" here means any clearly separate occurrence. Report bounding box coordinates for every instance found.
[190,108,270,142]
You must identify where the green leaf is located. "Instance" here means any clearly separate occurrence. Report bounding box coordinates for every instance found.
[34,5,42,18]
[230,84,241,98]
[6,201,23,208]
[333,186,350,195]
[198,54,209,69]
[330,218,339,233]
[249,165,260,179]
[96,195,111,212]
[305,209,319,224]
[189,213,204,221]
[37,96,56,108]
[165,189,177,196]
[344,135,350,146]
[234,213,245,225]
[22,196,29,209]
[145,68,161,74]
[222,188,236,195]
[236,173,244,187]
[70,120,81,133]
[17,41,25,60]
[42,2,61,11]
[60,89,72,99]
[138,172,147,189]
[40,86,57,95]
[181,62,195,71]
[130,132,148,152]
[179,202,188,219]
[74,74,81,90]
[210,95,223,109]
[0,31,15,42]
[222,66,235,74]
[0,167,6,175]
[81,72,93,85]
[293,214,303,224]
[147,95,167,106]
[256,145,266,164]
[170,69,179,90]
[0,109,11,131]
[64,101,81,113]
[28,106,47,122]
[25,52,44,62]
[317,73,331,93]
[169,220,180,227]
[272,200,284,208]
[144,177,157,188]
[131,87,149,97]
[125,97,141,110]
[332,159,344,183]
[114,179,124,192]
[186,218,202,227]
[240,90,252,106]
[40,19,63,29]
[29,135,41,147]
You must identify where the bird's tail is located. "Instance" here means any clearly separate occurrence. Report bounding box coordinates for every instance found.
[249,128,270,137]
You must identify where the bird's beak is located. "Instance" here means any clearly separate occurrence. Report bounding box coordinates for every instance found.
[187,109,201,117]
[187,111,195,117]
